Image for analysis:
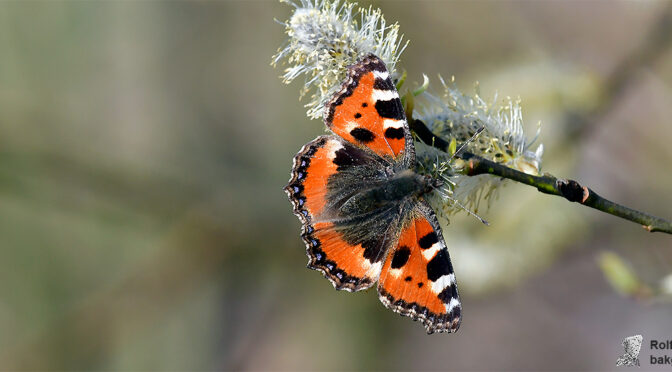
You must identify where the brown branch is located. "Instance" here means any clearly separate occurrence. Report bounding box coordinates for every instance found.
[411,119,672,234]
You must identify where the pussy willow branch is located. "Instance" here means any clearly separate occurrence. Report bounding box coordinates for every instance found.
[410,119,672,234]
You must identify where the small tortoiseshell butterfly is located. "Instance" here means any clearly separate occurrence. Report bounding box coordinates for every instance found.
[285,55,461,333]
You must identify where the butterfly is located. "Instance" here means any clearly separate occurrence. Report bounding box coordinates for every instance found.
[285,54,461,333]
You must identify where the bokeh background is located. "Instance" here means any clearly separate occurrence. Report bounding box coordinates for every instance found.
[1,1,672,370]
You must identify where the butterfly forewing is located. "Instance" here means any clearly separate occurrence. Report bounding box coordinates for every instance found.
[325,55,414,167]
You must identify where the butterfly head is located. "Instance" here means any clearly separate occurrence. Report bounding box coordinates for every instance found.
[419,173,444,196]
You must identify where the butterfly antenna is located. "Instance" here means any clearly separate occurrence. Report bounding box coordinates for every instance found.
[435,186,489,226]
[448,126,485,162]
[452,197,490,226]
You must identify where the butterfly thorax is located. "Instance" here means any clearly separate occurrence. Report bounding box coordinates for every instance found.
[339,169,441,216]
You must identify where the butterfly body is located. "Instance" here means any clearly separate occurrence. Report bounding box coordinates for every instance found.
[337,169,440,216]
[286,55,461,333]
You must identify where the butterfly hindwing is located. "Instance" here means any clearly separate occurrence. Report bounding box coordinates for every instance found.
[377,201,461,333]
[325,55,414,166]
[285,135,392,291]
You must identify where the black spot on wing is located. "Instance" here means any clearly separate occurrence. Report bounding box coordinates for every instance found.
[390,245,411,269]
[418,232,438,249]
[350,127,375,143]
[404,276,412,282]
[452,304,461,319]
[417,282,424,288]
[362,102,368,108]
[367,57,387,72]
[437,283,458,304]
[354,112,362,119]
[426,249,453,282]
[332,144,369,170]
[374,78,395,91]
[362,237,386,263]
[384,127,405,140]
[375,98,404,120]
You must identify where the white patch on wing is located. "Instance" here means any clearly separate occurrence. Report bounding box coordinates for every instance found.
[388,267,402,278]
[421,243,441,260]
[372,70,389,80]
[344,121,359,133]
[445,297,461,312]
[383,118,404,129]
[431,273,455,294]
[364,261,382,277]
[326,140,344,159]
[372,89,399,102]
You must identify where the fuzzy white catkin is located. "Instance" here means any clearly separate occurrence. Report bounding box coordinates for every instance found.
[272,0,407,119]
[416,77,544,216]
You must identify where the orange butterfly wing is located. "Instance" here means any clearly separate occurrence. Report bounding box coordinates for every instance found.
[325,55,413,165]
[378,202,462,333]
[285,135,389,291]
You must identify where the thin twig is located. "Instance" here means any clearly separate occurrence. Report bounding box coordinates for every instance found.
[410,119,672,234]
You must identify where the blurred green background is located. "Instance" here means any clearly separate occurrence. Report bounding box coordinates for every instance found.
[1,1,671,370]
